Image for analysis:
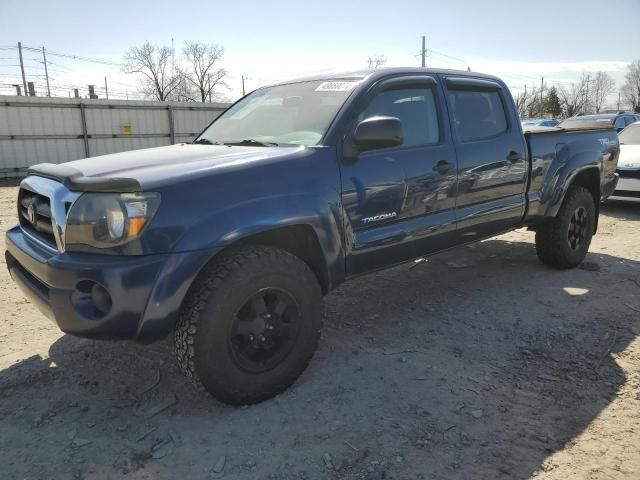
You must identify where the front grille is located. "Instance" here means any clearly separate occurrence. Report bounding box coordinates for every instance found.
[18,188,57,248]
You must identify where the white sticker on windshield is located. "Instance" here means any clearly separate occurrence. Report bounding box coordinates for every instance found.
[315,81,361,92]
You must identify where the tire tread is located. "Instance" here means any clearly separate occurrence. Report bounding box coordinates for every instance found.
[174,245,322,404]
[535,186,594,269]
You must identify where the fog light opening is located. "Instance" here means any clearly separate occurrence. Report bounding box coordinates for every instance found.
[91,283,112,315]
[72,280,113,320]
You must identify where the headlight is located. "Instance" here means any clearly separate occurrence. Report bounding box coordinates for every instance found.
[65,192,160,248]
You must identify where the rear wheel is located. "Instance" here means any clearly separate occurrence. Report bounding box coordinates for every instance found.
[535,186,595,269]
[174,245,323,405]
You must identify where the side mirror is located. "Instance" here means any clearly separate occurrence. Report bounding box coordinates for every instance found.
[353,116,403,151]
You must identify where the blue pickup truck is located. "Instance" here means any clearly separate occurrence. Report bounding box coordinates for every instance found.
[5,68,619,404]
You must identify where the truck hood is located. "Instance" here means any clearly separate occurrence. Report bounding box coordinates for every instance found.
[60,143,311,189]
[618,144,640,169]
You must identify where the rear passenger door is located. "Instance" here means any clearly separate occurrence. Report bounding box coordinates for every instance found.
[443,77,528,241]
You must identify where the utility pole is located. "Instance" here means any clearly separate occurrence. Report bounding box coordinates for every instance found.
[421,36,426,68]
[539,76,544,117]
[18,42,27,96]
[242,75,245,96]
[42,46,51,97]
[617,91,621,111]
[584,74,590,113]
[104,76,109,100]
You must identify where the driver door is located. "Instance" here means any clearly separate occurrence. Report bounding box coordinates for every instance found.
[339,75,458,275]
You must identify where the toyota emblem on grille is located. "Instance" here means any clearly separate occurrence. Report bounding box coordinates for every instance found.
[27,203,36,225]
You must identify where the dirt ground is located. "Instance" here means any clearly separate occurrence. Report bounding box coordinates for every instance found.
[0,183,639,480]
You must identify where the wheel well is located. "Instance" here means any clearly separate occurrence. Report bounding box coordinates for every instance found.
[235,225,330,294]
[569,168,600,232]
[571,168,600,201]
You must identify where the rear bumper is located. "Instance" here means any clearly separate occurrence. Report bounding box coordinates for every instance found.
[5,225,217,342]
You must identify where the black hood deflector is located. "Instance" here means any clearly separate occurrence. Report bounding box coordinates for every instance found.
[28,163,142,192]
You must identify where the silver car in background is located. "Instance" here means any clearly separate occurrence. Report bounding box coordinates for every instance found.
[610,121,640,201]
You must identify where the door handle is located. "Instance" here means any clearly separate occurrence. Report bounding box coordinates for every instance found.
[506,151,522,163]
[434,160,453,174]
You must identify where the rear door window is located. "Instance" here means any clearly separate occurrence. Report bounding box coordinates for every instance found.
[448,90,508,142]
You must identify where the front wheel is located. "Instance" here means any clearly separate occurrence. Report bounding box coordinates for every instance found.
[535,186,596,269]
[174,245,323,405]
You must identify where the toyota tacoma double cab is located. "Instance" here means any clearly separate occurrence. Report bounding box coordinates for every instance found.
[5,68,619,405]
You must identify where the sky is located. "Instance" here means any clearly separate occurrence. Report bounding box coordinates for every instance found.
[1,0,639,105]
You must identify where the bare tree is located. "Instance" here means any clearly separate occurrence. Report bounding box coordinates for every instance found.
[513,88,530,117]
[590,71,616,113]
[514,85,541,118]
[622,60,640,113]
[123,41,181,101]
[558,75,589,118]
[182,41,227,103]
[367,55,387,70]
[173,75,198,103]
[525,86,541,118]
[581,73,593,113]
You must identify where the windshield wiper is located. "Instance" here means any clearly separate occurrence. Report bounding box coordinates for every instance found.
[223,139,280,147]
[193,138,224,145]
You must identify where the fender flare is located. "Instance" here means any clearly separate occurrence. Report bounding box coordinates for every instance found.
[136,194,345,341]
[540,150,602,219]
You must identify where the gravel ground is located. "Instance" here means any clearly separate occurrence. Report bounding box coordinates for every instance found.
[0,182,639,480]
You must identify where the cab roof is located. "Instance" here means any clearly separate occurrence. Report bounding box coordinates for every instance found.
[270,67,503,87]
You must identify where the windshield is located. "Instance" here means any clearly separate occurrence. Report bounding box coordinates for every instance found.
[619,123,640,145]
[558,117,614,129]
[196,79,361,147]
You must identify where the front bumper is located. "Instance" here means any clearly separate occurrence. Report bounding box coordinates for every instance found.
[609,172,640,201]
[601,172,619,200]
[5,225,217,342]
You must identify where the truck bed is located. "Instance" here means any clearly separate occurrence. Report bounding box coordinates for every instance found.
[523,125,619,221]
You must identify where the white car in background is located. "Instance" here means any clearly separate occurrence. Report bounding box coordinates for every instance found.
[610,121,640,201]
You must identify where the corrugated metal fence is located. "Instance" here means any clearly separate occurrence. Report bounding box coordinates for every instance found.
[0,96,231,178]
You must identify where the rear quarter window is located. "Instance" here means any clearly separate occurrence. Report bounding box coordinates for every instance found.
[448,90,508,142]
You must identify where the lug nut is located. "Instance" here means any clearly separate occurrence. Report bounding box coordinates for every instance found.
[260,335,266,342]
[266,324,274,330]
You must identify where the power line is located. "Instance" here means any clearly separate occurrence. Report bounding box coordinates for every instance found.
[22,45,123,66]
[508,73,539,81]
[46,60,72,71]
[428,49,468,64]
